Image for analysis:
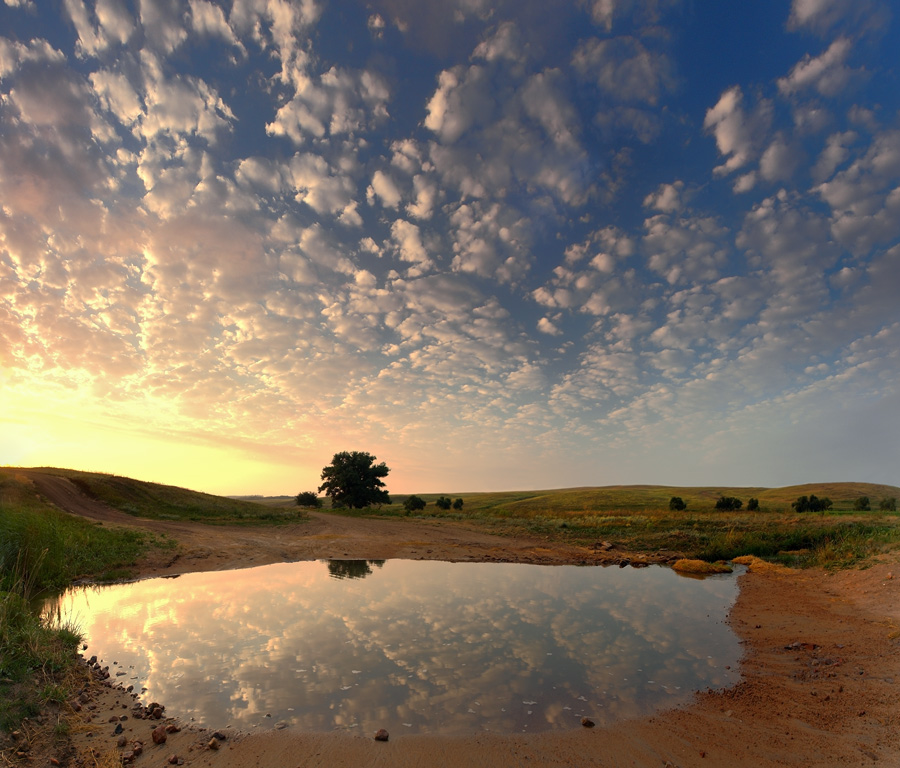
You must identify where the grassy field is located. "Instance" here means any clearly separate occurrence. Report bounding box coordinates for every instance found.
[346,482,900,569]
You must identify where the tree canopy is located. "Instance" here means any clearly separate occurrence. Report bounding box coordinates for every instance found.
[318,451,391,509]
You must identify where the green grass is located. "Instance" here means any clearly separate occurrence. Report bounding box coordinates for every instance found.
[28,467,307,525]
[348,482,900,568]
[0,469,172,734]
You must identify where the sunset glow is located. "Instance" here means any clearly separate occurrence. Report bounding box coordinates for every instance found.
[1,0,898,495]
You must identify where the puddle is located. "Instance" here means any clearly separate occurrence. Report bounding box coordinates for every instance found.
[46,560,743,734]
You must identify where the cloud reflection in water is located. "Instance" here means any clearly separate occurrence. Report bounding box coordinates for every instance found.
[49,560,742,734]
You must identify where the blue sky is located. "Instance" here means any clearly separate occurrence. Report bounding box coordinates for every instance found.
[1,0,898,495]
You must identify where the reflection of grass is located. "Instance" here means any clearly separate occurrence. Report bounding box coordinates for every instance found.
[29,467,307,525]
[349,482,900,568]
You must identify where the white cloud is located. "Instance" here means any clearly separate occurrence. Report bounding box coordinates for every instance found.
[391,219,432,275]
[424,65,493,144]
[266,67,390,145]
[787,0,889,34]
[777,38,864,98]
[63,0,135,57]
[759,136,803,183]
[368,169,403,209]
[190,0,243,49]
[289,153,356,216]
[703,86,773,177]
[571,36,672,105]
[643,181,684,213]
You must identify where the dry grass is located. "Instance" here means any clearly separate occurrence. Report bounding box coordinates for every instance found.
[672,559,733,575]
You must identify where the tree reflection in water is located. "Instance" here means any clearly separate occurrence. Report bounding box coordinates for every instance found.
[326,559,386,580]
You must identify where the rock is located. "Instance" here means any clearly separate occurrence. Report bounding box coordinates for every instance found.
[117,735,127,748]
[165,723,181,733]
[152,707,164,719]
[114,723,124,735]
[274,721,288,730]
[122,751,134,764]
[212,731,227,741]
[132,742,143,756]
[581,717,595,728]
[151,725,167,744]
[207,738,219,751]
[168,755,179,765]
[374,728,390,742]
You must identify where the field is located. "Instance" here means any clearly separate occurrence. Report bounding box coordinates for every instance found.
[339,482,900,568]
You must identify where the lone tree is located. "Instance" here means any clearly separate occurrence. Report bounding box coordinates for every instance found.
[669,496,686,511]
[295,491,322,508]
[747,497,759,511]
[452,497,464,510]
[318,451,390,509]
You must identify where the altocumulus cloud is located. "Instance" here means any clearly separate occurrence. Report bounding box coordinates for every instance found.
[0,0,898,493]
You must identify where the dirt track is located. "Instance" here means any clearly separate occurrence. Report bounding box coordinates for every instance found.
[19,471,900,767]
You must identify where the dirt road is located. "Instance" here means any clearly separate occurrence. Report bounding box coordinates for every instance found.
[19,470,900,767]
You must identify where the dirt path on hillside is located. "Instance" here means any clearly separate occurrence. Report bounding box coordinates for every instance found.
[15,470,900,768]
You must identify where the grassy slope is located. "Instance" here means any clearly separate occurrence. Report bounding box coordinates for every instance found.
[27,467,306,524]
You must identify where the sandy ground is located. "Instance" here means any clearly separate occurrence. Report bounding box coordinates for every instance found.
[12,472,900,767]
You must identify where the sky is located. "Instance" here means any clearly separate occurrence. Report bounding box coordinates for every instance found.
[1,0,898,496]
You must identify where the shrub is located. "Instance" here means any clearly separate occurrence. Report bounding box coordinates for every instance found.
[880,497,897,511]
[435,496,452,510]
[452,498,464,510]
[403,495,426,513]
[792,495,832,513]
[854,496,871,511]
[715,496,742,511]
[669,496,686,511]
[747,498,759,511]
[295,491,322,508]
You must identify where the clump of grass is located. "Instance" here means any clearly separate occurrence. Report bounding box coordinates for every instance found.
[672,559,733,575]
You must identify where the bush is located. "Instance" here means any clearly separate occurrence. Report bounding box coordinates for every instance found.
[403,495,426,513]
[435,496,452,510]
[669,496,686,511]
[452,498,464,510]
[792,494,832,513]
[715,496,742,511]
[295,491,322,508]
[854,496,871,511]
[747,498,759,511]
[880,497,897,511]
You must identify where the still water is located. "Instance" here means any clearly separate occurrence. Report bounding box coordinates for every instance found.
[47,560,743,734]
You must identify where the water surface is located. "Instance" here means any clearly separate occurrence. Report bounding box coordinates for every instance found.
[48,560,742,734]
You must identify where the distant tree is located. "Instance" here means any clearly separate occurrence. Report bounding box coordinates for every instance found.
[715,496,742,511]
[452,497,464,510]
[880,497,897,511]
[435,496,452,510]
[669,496,686,511]
[295,491,322,508]
[792,494,832,513]
[403,494,426,513]
[318,451,390,509]
[747,498,759,511]
[854,496,871,511]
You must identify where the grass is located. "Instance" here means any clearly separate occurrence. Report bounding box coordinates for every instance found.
[344,482,900,569]
[28,466,307,525]
[0,469,173,735]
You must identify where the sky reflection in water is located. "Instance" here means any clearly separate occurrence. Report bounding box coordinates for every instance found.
[49,560,742,734]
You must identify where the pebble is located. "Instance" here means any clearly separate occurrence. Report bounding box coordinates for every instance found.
[581,717,595,728]
[374,728,390,742]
